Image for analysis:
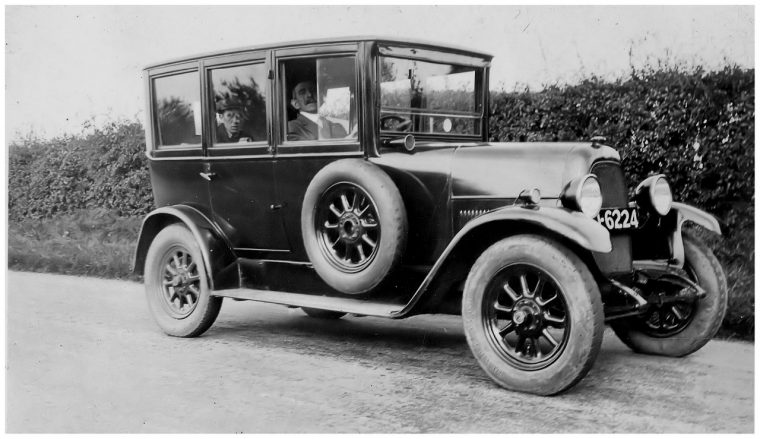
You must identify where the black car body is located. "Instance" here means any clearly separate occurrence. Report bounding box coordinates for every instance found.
[135,37,727,395]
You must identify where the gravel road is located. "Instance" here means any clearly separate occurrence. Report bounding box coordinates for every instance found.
[6,271,754,433]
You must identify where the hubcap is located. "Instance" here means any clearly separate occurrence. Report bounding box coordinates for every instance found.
[158,246,201,319]
[316,183,380,273]
[483,264,570,370]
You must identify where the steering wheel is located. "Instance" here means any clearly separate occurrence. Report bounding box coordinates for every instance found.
[380,115,412,132]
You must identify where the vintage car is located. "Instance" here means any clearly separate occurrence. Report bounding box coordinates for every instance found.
[135,36,727,395]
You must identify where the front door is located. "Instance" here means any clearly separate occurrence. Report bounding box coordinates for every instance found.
[272,44,363,260]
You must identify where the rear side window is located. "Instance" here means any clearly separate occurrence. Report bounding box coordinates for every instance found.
[210,63,268,145]
[152,71,202,148]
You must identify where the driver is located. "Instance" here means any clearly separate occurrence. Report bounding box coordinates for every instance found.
[287,80,348,141]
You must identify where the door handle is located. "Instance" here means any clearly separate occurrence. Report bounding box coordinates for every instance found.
[199,172,217,181]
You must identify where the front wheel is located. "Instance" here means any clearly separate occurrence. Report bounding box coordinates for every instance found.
[144,224,222,337]
[462,235,604,395]
[611,232,728,356]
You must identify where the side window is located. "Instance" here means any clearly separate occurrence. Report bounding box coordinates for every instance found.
[210,63,267,145]
[152,71,201,148]
[281,56,357,142]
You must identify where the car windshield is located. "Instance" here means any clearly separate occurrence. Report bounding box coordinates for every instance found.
[379,56,482,137]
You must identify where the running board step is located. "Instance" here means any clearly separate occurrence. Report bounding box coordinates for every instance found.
[213,288,405,318]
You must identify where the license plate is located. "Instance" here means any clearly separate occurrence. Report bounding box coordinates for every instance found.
[595,207,640,230]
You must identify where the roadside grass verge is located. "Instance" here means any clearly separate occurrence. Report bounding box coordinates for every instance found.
[7,209,753,340]
[8,209,141,281]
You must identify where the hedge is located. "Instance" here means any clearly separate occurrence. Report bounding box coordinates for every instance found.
[9,121,153,220]
[8,65,754,338]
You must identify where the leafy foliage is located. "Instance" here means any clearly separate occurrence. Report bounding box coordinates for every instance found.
[9,120,153,220]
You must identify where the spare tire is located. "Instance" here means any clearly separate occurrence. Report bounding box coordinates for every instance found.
[301,159,407,295]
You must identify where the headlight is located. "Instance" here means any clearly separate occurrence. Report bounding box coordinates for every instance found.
[635,175,672,216]
[561,174,603,218]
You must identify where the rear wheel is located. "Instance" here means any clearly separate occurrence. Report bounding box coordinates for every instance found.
[144,224,222,337]
[611,232,728,356]
[462,235,604,395]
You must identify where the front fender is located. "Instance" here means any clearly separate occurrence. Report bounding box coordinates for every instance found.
[668,202,721,268]
[132,205,238,290]
[460,205,612,253]
[672,202,722,234]
[392,205,610,317]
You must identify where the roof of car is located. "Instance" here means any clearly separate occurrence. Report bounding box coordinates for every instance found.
[144,35,493,70]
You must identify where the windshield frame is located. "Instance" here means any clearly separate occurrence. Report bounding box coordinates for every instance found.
[375,44,490,143]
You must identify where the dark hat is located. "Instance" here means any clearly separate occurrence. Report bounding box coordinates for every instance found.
[216,97,245,113]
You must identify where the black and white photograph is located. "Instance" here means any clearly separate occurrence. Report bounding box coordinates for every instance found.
[5,4,754,433]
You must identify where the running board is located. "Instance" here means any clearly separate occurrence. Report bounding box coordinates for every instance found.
[213,288,405,318]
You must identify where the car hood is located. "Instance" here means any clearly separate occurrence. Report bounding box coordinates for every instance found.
[450,142,620,199]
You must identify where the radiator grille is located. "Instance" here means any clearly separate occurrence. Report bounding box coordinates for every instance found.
[590,160,632,273]
[591,161,628,207]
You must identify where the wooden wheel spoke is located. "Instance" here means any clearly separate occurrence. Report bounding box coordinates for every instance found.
[532,276,545,298]
[340,194,351,212]
[543,313,566,328]
[360,219,377,228]
[670,305,686,321]
[498,322,514,337]
[502,284,520,302]
[520,275,531,297]
[541,329,559,347]
[172,254,182,269]
[361,234,376,248]
[165,263,179,276]
[356,203,370,216]
[494,302,512,313]
[536,291,558,307]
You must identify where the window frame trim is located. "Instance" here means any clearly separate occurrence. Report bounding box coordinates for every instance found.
[273,43,363,157]
[202,52,271,157]
[376,53,485,140]
[148,62,204,156]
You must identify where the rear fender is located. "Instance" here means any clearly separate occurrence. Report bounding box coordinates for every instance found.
[394,205,611,317]
[669,202,722,267]
[132,205,238,290]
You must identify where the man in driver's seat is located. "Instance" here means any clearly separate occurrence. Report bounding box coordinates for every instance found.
[287,80,347,141]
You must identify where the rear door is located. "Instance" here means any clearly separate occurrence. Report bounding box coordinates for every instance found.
[203,51,290,255]
[147,63,211,213]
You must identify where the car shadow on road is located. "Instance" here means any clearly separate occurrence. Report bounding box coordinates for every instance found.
[202,305,493,384]
[196,303,683,397]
